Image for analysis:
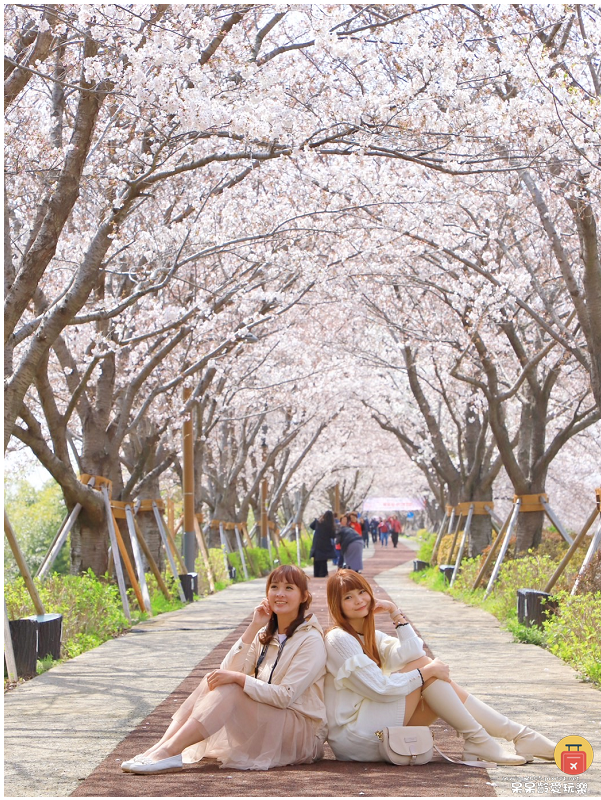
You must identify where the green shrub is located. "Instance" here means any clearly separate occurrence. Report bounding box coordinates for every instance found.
[5,571,129,659]
[411,550,600,686]
[543,591,601,684]
[416,530,436,562]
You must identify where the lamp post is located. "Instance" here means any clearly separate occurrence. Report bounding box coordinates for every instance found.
[260,425,268,549]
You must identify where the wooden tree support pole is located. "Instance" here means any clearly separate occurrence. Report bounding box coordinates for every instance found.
[123,505,153,613]
[4,511,45,616]
[234,525,249,580]
[484,499,521,599]
[152,502,187,603]
[571,516,601,596]
[167,498,175,539]
[4,598,18,682]
[450,504,474,587]
[102,490,146,613]
[544,507,599,594]
[193,516,216,594]
[101,487,131,622]
[430,509,449,564]
[110,507,146,613]
[447,512,463,565]
[131,513,171,600]
[241,522,254,550]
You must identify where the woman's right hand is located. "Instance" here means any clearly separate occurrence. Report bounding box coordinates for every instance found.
[421,657,451,683]
[251,598,273,628]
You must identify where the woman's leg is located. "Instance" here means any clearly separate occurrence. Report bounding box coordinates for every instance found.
[400,656,439,725]
[148,718,208,761]
[399,657,553,761]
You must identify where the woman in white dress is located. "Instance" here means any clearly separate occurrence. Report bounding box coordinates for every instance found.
[324,570,557,765]
[122,565,327,773]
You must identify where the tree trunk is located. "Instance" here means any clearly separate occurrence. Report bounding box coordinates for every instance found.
[468,513,493,558]
[515,509,545,553]
[71,509,109,575]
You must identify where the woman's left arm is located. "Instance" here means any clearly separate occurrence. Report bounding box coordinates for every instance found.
[373,600,425,669]
[242,633,326,709]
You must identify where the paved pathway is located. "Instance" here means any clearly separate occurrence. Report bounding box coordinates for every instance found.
[377,560,601,799]
[4,539,600,798]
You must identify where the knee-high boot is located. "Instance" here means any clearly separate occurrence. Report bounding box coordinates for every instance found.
[421,681,527,765]
[464,695,556,761]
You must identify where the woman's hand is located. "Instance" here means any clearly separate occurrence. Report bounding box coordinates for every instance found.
[373,598,398,615]
[206,669,245,690]
[241,598,273,644]
[373,598,407,623]
[251,598,273,627]
[421,657,451,683]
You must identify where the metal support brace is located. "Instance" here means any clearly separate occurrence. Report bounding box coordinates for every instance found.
[295,524,301,567]
[450,504,474,587]
[234,525,249,580]
[37,476,96,578]
[541,498,573,546]
[4,599,18,681]
[218,522,230,576]
[124,505,152,614]
[571,516,601,596]
[484,498,521,599]
[152,501,186,603]
[102,486,131,621]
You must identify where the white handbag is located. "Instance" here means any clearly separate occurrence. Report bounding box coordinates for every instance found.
[376,726,492,769]
[375,726,433,766]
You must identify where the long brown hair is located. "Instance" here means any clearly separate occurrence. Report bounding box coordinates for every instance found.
[326,570,381,667]
[259,564,312,644]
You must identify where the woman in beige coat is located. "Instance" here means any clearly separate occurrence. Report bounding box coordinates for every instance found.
[121,565,327,773]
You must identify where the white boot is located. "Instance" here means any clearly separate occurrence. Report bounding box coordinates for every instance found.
[422,681,527,766]
[464,695,556,762]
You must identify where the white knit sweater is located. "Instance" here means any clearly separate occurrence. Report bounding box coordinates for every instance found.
[324,624,426,761]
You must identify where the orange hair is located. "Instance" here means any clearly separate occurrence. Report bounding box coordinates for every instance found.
[326,570,381,667]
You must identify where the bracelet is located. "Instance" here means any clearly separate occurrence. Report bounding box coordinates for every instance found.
[395,621,409,629]
[417,668,424,686]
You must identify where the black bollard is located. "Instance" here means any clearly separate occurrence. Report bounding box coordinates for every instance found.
[413,559,430,572]
[178,573,199,602]
[7,618,39,678]
[439,564,456,582]
[517,589,558,628]
[28,613,63,660]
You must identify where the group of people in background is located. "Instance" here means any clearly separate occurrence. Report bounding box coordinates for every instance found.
[369,516,403,548]
[309,510,405,578]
